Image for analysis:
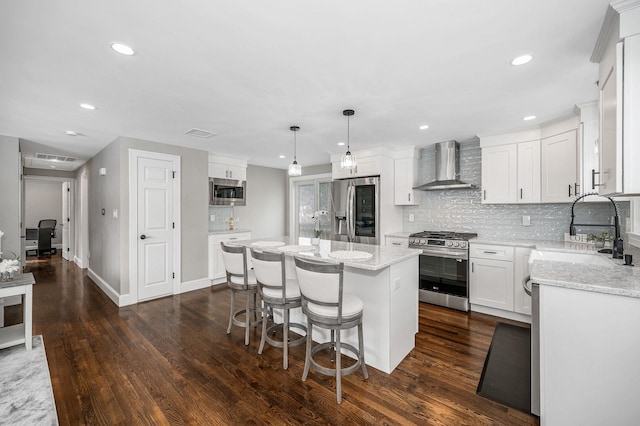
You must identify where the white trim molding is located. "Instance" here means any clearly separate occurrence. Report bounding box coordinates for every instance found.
[181,277,211,293]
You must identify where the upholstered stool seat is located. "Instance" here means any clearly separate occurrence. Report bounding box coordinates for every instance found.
[250,248,306,369]
[294,256,368,404]
[221,242,262,346]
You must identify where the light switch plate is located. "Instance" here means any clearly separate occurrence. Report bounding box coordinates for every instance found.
[522,215,531,226]
[210,214,215,222]
[408,213,415,222]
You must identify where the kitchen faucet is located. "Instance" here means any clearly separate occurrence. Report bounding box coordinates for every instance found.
[569,192,624,259]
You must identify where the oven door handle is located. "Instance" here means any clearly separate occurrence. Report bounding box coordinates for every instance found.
[417,249,468,260]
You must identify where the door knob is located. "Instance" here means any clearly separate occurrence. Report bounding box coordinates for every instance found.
[140,235,147,240]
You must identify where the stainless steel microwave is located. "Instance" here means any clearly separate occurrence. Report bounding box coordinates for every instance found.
[209,178,246,206]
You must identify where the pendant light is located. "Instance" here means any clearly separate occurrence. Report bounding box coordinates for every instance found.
[340,109,356,170]
[288,125,302,176]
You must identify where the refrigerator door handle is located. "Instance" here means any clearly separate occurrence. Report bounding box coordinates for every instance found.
[347,183,355,242]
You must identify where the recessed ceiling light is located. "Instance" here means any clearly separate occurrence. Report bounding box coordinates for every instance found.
[279,155,286,159]
[337,142,345,146]
[511,54,533,66]
[79,103,96,110]
[111,43,135,56]
[66,130,78,136]
[418,124,430,130]
[523,115,537,121]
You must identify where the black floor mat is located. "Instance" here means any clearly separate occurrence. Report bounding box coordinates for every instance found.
[477,322,531,414]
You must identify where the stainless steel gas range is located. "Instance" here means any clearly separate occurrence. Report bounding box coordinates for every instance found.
[409,231,477,312]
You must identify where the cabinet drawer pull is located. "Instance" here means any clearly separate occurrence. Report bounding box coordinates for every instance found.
[392,242,401,246]
[483,250,498,254]
[520,188,523,199]
[229,237,238,240]
[568,184,572,197]
[483,190,486,201]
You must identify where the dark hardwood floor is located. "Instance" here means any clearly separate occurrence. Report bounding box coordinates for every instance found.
[5,254,539,425]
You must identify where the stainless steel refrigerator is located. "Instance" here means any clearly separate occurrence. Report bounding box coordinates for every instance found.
[331,176,380,245]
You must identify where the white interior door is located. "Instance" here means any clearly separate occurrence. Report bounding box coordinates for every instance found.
[137,155,176,300]
[61,181,71,260]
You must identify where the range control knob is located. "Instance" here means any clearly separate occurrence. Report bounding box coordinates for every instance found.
[460,241,467,248]
[446,241,453,247]
[420,239,427,245]
[454,241,460,247]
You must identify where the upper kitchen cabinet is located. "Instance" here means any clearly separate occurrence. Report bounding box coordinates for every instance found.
[480,130,540,204]
[576,101,601,201]
[591,2,640,196]
[208,154,247,180]
[330,147,389,180]
[540,129,578,203]
[393,148,420,205]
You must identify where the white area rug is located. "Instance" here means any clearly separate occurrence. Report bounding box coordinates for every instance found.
[0,336,58,425]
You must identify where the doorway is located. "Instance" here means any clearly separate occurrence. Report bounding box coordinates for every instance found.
[23,176,75,262]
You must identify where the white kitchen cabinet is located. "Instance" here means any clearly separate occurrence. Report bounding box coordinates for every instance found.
[469,244,515,311]
[385,235,409,248]
[481,144,517,203]
[539,284,640,425]
[332,155,381,180]
[481,141,540,204]
[513,247,532,315]
[208,232,251,282]
[576,101,602,200]
[394,156,419,205]
[541,130,578,203]
[207,155,247,180]
[469,243,532,321]
[592,5,640,196]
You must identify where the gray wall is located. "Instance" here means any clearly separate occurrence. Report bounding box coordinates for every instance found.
[0,136,21,257]
[233,164,287,239]
[24,179,63,246]
[403,140,630,243]
[86,136,208,296]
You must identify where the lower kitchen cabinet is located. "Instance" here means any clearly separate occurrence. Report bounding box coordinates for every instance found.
[469,242,532,322]
[208,232,251,282]
[385,235,409,248]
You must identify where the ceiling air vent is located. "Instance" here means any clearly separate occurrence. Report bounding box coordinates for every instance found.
[35,153,78,162]
[185,128,216,138]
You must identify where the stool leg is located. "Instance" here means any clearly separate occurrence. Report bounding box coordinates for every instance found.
[302,318,312,381]
[244,292,251,345]
[283,308,289,369]
[258,305,268,355]
[253,293,258,322]
[227,290,235,334]
[358,322,368,379]
[336,329,342,404]
[330,330,336,363]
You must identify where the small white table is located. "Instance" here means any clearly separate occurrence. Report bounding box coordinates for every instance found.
[0,272,34,350]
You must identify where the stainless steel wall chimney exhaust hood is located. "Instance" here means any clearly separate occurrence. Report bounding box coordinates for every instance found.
[413,140,477,190]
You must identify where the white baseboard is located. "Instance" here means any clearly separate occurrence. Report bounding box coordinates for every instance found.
[470,304,532,324]
[181,277,212,293]
[87,268,120,307]
[73,255,86,269]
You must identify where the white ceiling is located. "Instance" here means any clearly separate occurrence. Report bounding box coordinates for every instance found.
[0,0,611,172]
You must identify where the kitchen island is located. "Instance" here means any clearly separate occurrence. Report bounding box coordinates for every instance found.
[530,248,640,425]
[229,237,421,374]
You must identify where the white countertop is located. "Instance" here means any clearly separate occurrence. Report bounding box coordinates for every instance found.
[472,237,640,299]
[228,236,421,271]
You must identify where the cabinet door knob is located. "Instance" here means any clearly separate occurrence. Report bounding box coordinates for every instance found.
[140,234,147,240]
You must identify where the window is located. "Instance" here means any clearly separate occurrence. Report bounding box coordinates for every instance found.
[289,174,332,239]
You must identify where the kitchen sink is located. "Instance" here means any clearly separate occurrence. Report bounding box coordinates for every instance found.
[528,249,614,266]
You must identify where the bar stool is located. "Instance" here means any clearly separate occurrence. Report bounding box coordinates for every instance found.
[250,248,307,369]
[294,256,368,404]
[220,242,261,345]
